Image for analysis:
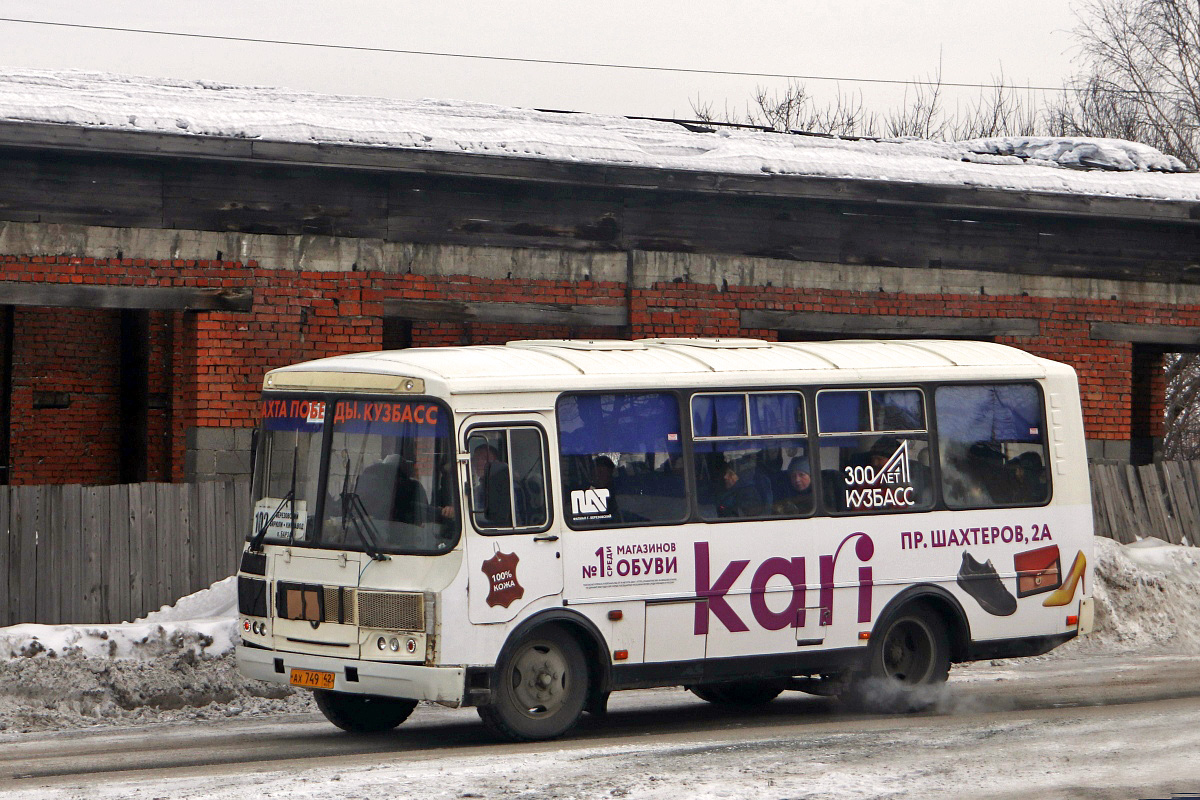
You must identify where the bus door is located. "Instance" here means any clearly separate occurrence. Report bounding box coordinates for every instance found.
[462,417,562,624]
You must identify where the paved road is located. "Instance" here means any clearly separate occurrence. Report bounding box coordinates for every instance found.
[3,654,1200,799]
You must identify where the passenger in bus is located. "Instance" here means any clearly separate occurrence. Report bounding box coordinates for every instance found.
[772,456,813,515]
[715,463,767,518]
[389,457,430,526]
[1007,451,1047,502]
[590,455,615,491]
[471,443,513,527]
[588,455,620,519]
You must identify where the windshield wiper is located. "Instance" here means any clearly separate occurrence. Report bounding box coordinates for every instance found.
[337,457,388,561]
[250,447,298,553]
[340,490,389,561]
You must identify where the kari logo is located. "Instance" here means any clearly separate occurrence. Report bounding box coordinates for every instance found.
[693,532,875,635]
[481,550,524,608]
[571,488,611,517]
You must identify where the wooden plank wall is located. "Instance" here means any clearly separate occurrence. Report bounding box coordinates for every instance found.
[0,480,248,625]
[0,467,1193,625]
[1089,462,1200,546]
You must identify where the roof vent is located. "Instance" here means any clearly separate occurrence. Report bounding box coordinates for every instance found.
[643,338,770,349]
[507,339,648,351]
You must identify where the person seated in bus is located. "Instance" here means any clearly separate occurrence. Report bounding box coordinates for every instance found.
[389,457,431,526]
[943,440,1009,506]
[1007,450,1047,503]
[772,455,813,515]
[471,442,513,527]
[356,454,405,521]
[715,463,767,518]
[590,455,615,491]
[586,455,620,519]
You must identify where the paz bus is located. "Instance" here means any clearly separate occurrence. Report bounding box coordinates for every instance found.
[235,338,1094,741]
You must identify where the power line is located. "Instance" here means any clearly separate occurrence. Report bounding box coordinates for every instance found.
[0,16,1074,93]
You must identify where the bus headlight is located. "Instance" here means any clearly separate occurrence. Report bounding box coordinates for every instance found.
[377,636,387,651]
[389,637,401,652]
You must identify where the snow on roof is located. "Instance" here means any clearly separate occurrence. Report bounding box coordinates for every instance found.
[2,68,1199,204]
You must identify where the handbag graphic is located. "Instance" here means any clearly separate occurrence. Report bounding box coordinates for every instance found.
[1013,545,1062,598]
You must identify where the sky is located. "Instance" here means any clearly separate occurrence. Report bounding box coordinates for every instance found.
[0,0,1083,121]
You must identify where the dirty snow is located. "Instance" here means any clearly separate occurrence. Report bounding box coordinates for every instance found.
[0,68,1198,205]
[0,577,308,734]
[0,534,1195,736]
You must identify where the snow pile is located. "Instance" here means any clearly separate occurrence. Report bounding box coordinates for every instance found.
[0,534,1197,733]
[962,136,1188,172]
[0,578,311,734]
[0,576,237,660]
[1072,535,1200,654]
[0,67,1197,203]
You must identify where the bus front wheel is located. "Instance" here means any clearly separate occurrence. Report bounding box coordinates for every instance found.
[313,689,418,733]
[846,603,950,713]
[479,625,589,742]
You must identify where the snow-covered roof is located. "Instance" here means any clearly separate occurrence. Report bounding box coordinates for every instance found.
[2,68,1200,206]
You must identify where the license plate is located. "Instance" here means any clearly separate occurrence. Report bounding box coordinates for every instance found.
[289,668,336,690]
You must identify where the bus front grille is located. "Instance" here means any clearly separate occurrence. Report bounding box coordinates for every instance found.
[356,591,425,631]
[313,587,424,631]
[322,586,356,625]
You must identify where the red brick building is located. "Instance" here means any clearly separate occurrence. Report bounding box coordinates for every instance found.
[1,71,1198,485]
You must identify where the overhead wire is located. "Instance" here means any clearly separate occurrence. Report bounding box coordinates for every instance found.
[0,15,1086,94]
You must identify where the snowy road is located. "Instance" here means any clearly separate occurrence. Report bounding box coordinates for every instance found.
[3,653,1200,800]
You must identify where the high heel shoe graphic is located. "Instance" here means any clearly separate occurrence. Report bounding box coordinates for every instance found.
[1043,550,1086,607]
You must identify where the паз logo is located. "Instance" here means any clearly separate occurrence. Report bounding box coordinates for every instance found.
[570,488,611,517]
[481,550,524,608]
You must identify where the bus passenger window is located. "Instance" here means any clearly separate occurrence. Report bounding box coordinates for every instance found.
[557,392,687,528]
[692,391,810,521]
[817,388,933,515]
[467,426,549,532]
[935,384,1050,508]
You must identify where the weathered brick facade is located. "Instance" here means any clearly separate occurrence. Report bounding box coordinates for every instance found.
[0,243,1180,485]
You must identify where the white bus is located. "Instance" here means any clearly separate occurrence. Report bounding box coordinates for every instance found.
[236,338,1094,741]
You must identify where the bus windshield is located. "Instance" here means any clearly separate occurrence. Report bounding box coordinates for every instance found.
[252,395,459,555]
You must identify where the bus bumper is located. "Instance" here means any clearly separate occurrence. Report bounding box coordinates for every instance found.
[1078,597,1095,635]
[236,645,467,707]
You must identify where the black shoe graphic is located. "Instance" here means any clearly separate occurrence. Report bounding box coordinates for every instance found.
[957,552,1017,616]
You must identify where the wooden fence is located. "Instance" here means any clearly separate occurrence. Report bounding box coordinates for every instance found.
[1,481,249,626]
[1090,462,1200,546]
[0,468,1195,625]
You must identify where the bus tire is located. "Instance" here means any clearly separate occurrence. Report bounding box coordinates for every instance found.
[313,689,417,733]
[478,625,588,742]
[846,602,950,713]
[689,680,786,706]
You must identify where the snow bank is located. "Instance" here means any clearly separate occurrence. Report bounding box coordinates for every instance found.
[0,534,1196,733]
[0,67,1197,204]
[1074,535,1200,654]
[0,577,311,734]
[0,576,237,661]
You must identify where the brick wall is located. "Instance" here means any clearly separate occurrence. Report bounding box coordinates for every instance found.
[8,307,122,484]
[2,253,1195,484]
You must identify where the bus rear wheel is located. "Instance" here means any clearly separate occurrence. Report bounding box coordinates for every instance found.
[478,625,588,742]
[313,689,418,733]
[689,680,786,706]
[846,603,950,713]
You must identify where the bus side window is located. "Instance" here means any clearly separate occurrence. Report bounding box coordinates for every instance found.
[692,391,809,521]
[816,388,932,515]
[467,426,550,532]
[935,384,1050,509]
[557,392,687,528]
